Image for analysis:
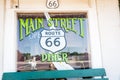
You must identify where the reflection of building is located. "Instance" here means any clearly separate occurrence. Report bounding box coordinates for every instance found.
[68,53,90,69]
[68,53,89,61]
[17,50,24,61]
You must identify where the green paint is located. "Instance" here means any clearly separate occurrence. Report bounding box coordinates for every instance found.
[41,53,68,62]
[79,18,84,38]
[53,18,58,27]
[19,18,43,40]
[19,18,85,41]
[37,18,44,29]
[71,18,77,33]
[47,18,53,27]
[2,68,108,80]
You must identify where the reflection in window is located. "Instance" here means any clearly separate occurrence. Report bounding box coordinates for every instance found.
[17,13,91,72]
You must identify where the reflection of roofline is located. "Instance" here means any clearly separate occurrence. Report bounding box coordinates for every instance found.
[18,13,87,18]
[17,61,51,64]
[68,60,90,63]
[17,60,90,65]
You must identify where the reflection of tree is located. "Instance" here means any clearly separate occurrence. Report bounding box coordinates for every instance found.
[35,55,41,61]
[70,52,78,55]
[17,51,31,61]
[23,53,31,61]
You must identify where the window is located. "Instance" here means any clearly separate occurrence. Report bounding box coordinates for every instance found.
[17,13,91,72]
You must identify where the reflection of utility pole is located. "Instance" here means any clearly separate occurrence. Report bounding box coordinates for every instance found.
[24,56,26,61]
[68,47,70,53]
[85,48,87,52]
[82,61,85,69]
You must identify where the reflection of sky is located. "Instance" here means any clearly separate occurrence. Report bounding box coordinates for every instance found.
[17,18,89,55]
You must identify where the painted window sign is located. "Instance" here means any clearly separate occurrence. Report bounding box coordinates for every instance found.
[17,13,91,71]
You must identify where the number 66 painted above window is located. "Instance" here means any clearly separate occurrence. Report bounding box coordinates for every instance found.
[46,0,59,9]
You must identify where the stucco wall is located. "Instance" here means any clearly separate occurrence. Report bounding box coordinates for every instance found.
[0,0,4,79]
[96,0,120,80]
[17,0,89,10]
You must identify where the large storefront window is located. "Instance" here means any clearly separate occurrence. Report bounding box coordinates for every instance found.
[17,13,91,72]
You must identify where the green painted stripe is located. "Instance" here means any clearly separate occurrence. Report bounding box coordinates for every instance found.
[2,68,108,80]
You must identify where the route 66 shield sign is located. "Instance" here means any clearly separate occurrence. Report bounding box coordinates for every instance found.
[40,29,66,53]
[46,0,59,9]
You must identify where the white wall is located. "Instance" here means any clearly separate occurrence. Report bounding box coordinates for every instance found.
[0,0,4,79]
[2,0,120,80]
[96,0,120,80]
[3,0,103,73]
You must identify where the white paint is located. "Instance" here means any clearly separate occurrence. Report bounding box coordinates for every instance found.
[3,9,17,72]
[0,0,4,79]
[18,0,89,9]
[3,0,17,73]
[88,0,103,68]
[96,0,120,80]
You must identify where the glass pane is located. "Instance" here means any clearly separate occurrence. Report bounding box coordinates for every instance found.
[17,13,91,72]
